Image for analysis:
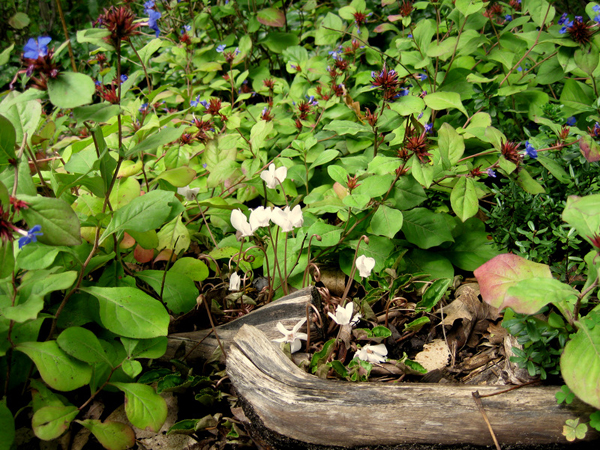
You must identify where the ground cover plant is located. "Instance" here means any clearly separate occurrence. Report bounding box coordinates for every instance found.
[1,0,600,448]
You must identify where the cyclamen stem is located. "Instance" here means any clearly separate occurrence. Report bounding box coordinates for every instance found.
[341,235,369,306]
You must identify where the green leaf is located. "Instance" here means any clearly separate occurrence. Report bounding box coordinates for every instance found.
[257,8,285,27]
[250,120,273,151]
[315,13,343,46]
[0,114,16,172]
[0,44,14,66]
[516,168,545,194]
[443,229,500,271]
[354,174,395,198]
[369,205,403,239]
[156,215,190,255]
[1,295,43,323]
[504,278,578,314]
[562,323,600,410]
[9,12,30,29]
[80,286,169,338]
[526,0,555,27]
[579,135,600,163]
[327,165,349,185]
[101,190,177,243]
[0,399,15,450]
[18,195,82,246]
[47,72,95,109]
[169,258,209,282]
[424,92,468,117]
[16,341,92,391]
[450,177,479,222]
[32,405,78,441]
[437,123,464,166]
[76,28,114,50]
[417,278,451,312]
[154,166,196,188]
[537,155,571,183]
[474,254,554,310]
[125,127,186,157]
[388,96,425,116]
[0,241,14,280]
[304,222,342,247]
[121,336,167,359]
[138,38,163,67]
[57,327,112,364]
[16,244,59,270]
[562,195,600,245]
[455,0,484,16]
[110,383,167,432]
[309,150,339,170]
[262,32,298,53]
[135,270,198,315]
[77,420,136,450]
[404,316,430,332]
[401,208,454,249]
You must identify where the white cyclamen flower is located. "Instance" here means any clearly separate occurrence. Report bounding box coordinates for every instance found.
[356,343,388,363]
[260,163,287,189]
[273,318,308,353]
[328,303,361,326]
[231,209,253,237]
[249,206,272,230]
[271,205,303,232]
[356,255,376,278]
[177,185,200,201]
[229,272,241,291]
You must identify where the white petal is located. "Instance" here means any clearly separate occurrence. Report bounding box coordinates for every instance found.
[275,166,287,184]
[290,339,302,353]
[276,322,289,335]
[229,272,241,291]
[290,204,304,228]
[328,311,339,324]
[292,318,307,333]
[231,209,253,237]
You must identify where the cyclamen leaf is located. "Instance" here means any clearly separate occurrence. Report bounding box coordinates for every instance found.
[474,254,553,309]
[32,405,79,441]
[16,341,92,391]
[80,286,169,338]
[110,382,167,432]
[77,420,136,450]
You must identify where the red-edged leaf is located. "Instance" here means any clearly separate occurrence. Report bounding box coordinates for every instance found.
[474,254,553,309]
[579,135,600,162]
[387,14,404,22]
[257,8,285,27]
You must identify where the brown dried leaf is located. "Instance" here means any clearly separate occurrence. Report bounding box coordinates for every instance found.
[414,339,451,372]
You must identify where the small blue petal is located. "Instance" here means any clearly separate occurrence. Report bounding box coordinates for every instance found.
[216,44,226,53]
[566,116,577,126]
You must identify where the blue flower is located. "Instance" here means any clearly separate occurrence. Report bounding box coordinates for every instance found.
[216,44,226,53]
[594,5,600,12]
[524,141,537,159]
[399,88,410,97]
[200,100,209,108]
[144,0,155,11]
[517,66,522,72]
[18,225,43,249]
[182,25,191,34]
[419,73,428,81]
[306,95,318,106]
[558,13,568,25]
[487,169,497,178]
[148,10,161,37]
[120,74,128,83]
[424,123,433,133]
[566,116,576,126]
[505,15,512,22]
[190,95,201,107]
[595,14,600,24]
[417,112,424,119]
[139,103,149,113]
[23,36,52,59]
[408,34,413,38]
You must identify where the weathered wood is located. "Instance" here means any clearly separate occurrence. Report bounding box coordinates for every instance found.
[163,287,320,362]
[227,324,599,448]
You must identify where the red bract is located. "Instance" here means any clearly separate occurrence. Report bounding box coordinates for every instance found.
[399,0,414,17]
[353,11,368,27]
[500,140,522,165]
[207,98,222,115]
[97,6,141,46]
[568,18,594,46]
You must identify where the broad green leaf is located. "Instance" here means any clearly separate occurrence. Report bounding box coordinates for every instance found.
[455,0,484,16]
[32,405,79,441]
[474,254,553,309]
[76,28,114,50]
[17,195,82,246]
[122,359,143,378]
[579,135,600,163]
[138,38,163,66]
[72,104,121,125]
[250,120,273,151]
[80,286,169,338]
[169,257,209,282]
[0,399,15,450]
[388,96,425,116]
[135,270,198,315]
[393,175,427,210]
[16,341,92,391]
[77,420,136,450]
[416,278,451,312]
[16,244,59,270]
[401,208,454,249]
[327,165,349,185]
[154,166,196,188]
[57,327,112,364]
[516,168,545,194]
[410,155,434,188]
[561,323,600,409]
[262,32,299,53]
[450,177,479,222]
[304,222,342,247]
[402,249,454,280]
[0,241,14,279]
[257,7,285,27]
[369,205,403,239]
[109,177,141,210]
[125,127,186,157]
[438,123,464,167]
[503,277,578,314]
[309,150,339,170]
[47,72,95,109]
[560,79,594,115]
[537,155,570,183]
[443,230,500,271]
[324,120,370,135]
[424,92,468,117]
[526,0,555,27]
[110,383,167,432]
[0,44,14,66]
[157,215,190,255]
[562,195,600,245]
[101,190,176,243]
[0,114,16,172]
[315,13,343,46]
[1,295,43,323]
[353,174,395,198]
[121,336,168,359]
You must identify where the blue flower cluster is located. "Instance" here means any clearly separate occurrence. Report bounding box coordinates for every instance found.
[566,116,577,127]
[524,141,537,159]
[23,36,51,59]
[190,95,208,108]
[558,13,575,34]
[144,0,162,37]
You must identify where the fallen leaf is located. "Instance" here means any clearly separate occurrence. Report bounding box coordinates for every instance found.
[414,339,450,372]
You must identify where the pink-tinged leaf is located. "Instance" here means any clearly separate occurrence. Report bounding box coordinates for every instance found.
[374,23,400,33]
[257,8,285,27]
[387,14,404,22]
[382,0,396,6]
[474,254,552,309]
[579,135,600,162]
[504,278,578,314]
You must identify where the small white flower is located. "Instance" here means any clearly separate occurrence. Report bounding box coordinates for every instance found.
[260,163,287,189]
[249,206,272,230]
[229,272,241,291]
[271,205,303,232]
[177,185,199,201]
[328,303,361,326]
[273,318,308,353]
[231,209,253,237]
[356,255,375,278]
[356,343,388,363]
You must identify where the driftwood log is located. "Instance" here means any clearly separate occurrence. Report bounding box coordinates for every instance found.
[164,287,320,362]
